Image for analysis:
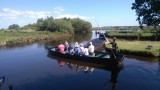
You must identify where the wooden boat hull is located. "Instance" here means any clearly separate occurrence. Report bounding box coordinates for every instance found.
[46,46,125,68]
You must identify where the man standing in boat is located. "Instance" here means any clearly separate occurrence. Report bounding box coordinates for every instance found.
[104,37,118,58]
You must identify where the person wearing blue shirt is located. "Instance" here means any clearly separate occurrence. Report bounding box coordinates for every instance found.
[74,46,81,55]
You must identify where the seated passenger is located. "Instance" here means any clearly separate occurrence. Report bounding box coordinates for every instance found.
[83,46,89,56]
[74,46,81,55]
[79,44,85,55]
[64,41,69,51]
[58,42,65,53]
[88,42,95,55]
[68,44,74,54]
[74,42,79,48]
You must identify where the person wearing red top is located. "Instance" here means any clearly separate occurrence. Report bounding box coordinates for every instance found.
[58,61,65,67]
[58,42,65,53]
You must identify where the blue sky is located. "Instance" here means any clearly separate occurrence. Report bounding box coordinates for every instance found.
[0,0,138,28]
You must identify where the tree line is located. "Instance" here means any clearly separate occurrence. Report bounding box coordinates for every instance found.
[92,26,140,30]
[92,26,160,33]
[6,17,92,34]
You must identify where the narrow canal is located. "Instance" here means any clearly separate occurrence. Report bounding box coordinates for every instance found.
[0,31,159,90]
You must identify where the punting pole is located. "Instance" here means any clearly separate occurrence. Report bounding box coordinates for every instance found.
[93,18,117,59]
[93,18,107,38]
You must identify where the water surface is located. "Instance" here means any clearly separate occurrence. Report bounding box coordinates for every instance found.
[0,31,160,90]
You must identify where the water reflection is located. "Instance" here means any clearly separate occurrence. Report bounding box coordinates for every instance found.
[1,31,160,90]
[47,53,123,90]
[73,32,92,43]
[125,55,158,62]
[45,32,92,46]
[104,68,121,90]
[58,60,95,73]
[158,59,160,77]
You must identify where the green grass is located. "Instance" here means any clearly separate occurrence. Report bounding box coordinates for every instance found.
[117,40,160,56]
[0,30,61,42]
[108,32,153,37]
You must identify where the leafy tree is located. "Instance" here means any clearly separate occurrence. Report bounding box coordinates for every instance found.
[132,0,160,40]
[35,17,91,34]
[46,16,55,31]
[21,23,36,30]
[131,0,160,28]
[8,24,20,30]
[82,21,92,32]
[62,17,70,21]
[47,20,55,32]
[36,18,44,31]
[37,18,43,23]
[53,19,74,34]
[36,18,48,31]
[69,18,92,33]
[70,18,83,32]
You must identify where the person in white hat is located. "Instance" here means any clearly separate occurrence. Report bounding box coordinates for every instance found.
[88,42,94,55]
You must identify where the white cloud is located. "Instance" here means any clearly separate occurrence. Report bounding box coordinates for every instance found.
[0,8,52,19]
[55,14,93,20]
[0,8,93,20]
[53,7,64,14]
[0,8,94,28]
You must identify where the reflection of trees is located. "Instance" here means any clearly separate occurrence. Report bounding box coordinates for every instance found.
[72,32,92,43]
[45,40,62,46]
[45,32,92,46]
[157,59,160,77]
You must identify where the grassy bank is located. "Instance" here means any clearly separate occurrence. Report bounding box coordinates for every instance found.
[106,32,160,41]
[108,32,153,37]
[0,30,70,47]
[116,40,160,57]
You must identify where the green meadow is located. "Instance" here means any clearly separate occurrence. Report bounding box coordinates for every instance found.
[116,40,160,57]
[0,30,67,41]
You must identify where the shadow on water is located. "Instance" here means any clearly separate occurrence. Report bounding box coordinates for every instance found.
[47,53,123,90]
